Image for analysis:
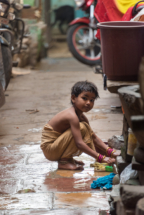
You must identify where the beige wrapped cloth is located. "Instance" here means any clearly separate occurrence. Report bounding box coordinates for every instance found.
[41,122,95,161]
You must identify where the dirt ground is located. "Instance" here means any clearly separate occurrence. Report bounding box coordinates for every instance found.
[0,41,123,214]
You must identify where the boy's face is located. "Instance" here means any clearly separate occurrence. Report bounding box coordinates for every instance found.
[71,91,96,112]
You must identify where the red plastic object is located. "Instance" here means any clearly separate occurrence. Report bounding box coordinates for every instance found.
[98,21,144,81]
[85,0,94,9]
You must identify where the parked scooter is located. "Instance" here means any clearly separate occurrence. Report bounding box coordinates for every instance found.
[0,0,30,109]
[0,0,15,108]
[3,0,31,57]
[67,0,101,66]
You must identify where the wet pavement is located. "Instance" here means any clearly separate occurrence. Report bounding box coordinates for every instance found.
[0,55,122,214]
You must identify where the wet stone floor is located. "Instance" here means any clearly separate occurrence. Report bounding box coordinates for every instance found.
[0,57,122,214]
[0,145,110,214]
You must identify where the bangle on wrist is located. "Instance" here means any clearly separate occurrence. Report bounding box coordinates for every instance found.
[97,154,106,163]
[106,147,114,157]
[102,155,106,163]
[97,153,100,161]
[111,150,116,157]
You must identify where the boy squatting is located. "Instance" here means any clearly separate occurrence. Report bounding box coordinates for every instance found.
[41,81,120,170]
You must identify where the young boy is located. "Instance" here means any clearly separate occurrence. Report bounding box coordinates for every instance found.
[41,81,120,170]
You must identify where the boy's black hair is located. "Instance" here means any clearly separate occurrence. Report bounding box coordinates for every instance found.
[71,81,99,104]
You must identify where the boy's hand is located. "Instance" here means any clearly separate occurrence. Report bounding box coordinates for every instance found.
[112,150,121,158]
[103,157,115,164]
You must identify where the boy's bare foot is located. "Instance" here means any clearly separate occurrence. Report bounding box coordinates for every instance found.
[58,162,84,170]
[73,159,85,166]
[103,157,115,164]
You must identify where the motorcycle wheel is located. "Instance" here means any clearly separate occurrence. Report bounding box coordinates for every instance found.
[67,23,101,66]
[1,45,12,90]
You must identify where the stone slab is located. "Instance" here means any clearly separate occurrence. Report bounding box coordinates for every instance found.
[0,134,41,147]
[138,171,144,185]
[16,177,96,193]
[107,80,138,94]
[132,158,144,171]
[116,199,135,215]
[0,193,53,210]
[0,145,41,156]
[44,178,95,192]
[136,198,144,215]
[0,154,25,165]
[120,185,144,209]
[55,169,109,179]
[0,163,58,180]
[116,156,130,175]
[54,192,110,211]
[126,179,140,186]
[0,209,109,215]
[27,153,50,164]
[116,200,126,215]
[0,180,18,194]
[16,177,46,194]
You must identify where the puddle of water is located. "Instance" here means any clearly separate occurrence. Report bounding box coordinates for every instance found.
[28,128,42,133]
[73,178,92,189]
[28,153,49,164]
[0,154,25,165]
[54,192,110,211]
[56,153,109,180]
[44,176,93,192]
[73,170,94,179]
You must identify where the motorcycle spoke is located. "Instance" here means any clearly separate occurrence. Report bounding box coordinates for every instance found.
[78,46,89,50]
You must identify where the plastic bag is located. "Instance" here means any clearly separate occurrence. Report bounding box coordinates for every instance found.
[120,163,138,184]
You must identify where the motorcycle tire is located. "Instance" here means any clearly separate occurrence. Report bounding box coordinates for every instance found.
[67,23,101,66]
[1,45,12,90]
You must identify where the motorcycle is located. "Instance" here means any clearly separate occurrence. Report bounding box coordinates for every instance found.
[67,0,101,66]
[0,0,15,108]
[0,0,30,109]
[3,0,31,57]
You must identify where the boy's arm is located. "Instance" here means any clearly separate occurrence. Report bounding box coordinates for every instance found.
[92,133,120,158]
[69,114,115,164]
[92,133,108,151]
[81,114,108,152]
[69,115,99,160]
